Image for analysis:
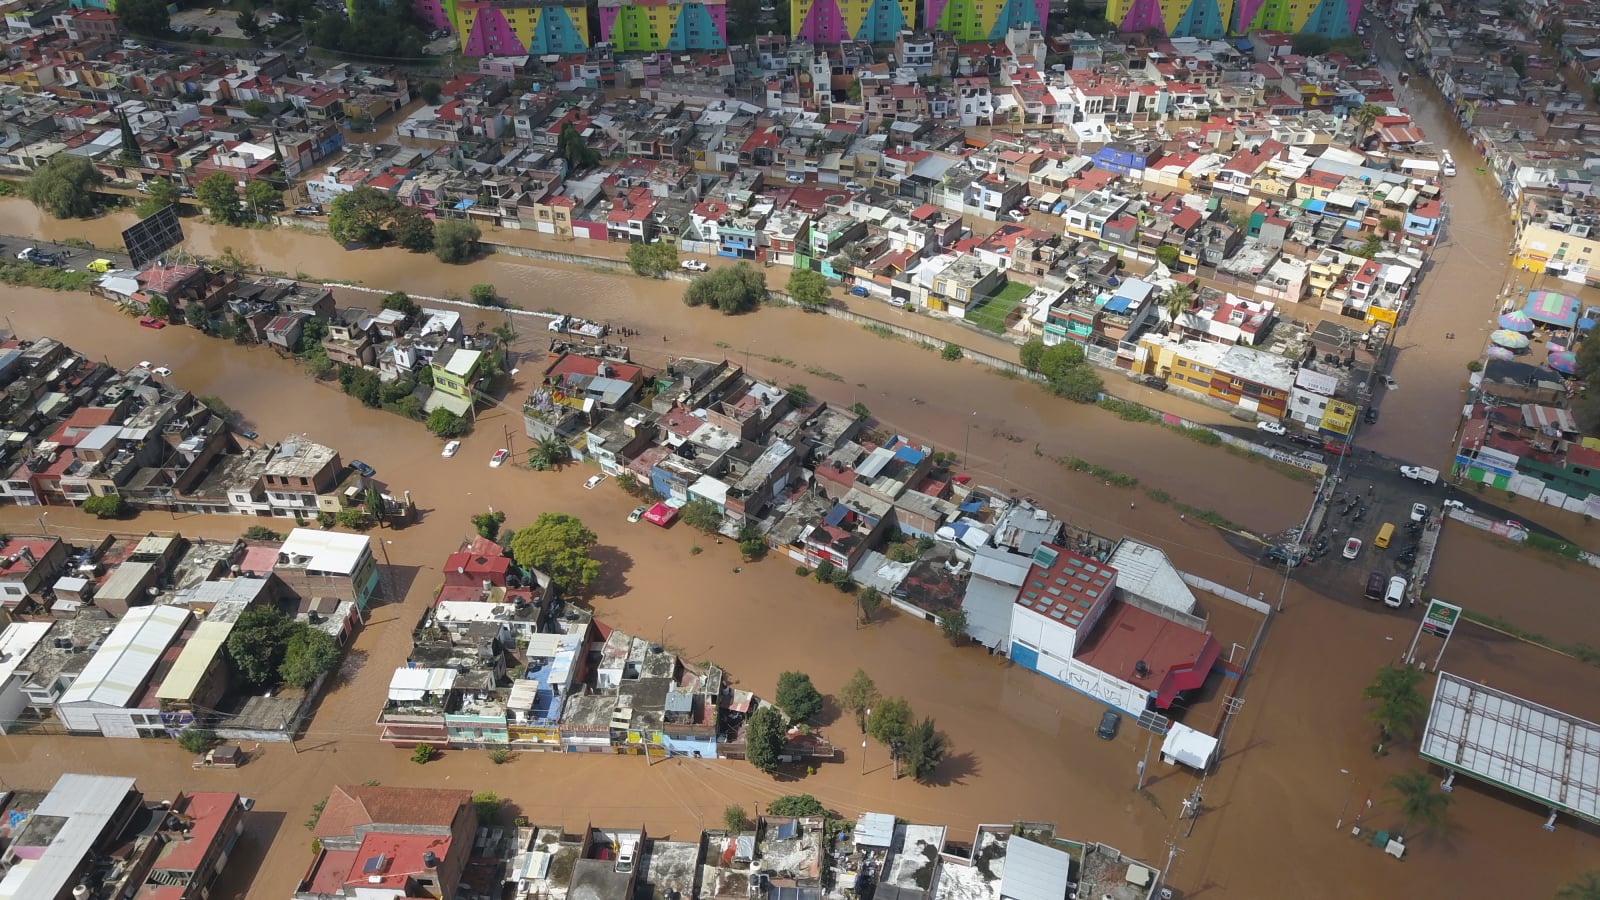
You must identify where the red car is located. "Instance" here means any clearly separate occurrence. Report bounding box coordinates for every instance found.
[1322,441,1351,456]
[138,317,167,329]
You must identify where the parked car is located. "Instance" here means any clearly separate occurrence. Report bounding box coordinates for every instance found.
[1289,434,1322,448]
[1410,502,1428,523]
[1322,441,1352,456]
[350,460,376,478]
[1264,546,1302,567]
[1005,209,1028,223]
[1384,575,1407,608]
[680,259,708,272]
[887,296,907,307]
[628,506,647,523]
[1442,499,1471,512]
[235,427,258,441]
[1141,375,1169,391]
[293,205,322,216]
[137,360,152,369]
[1342,537,1363,559]
[1096,709,1120,740]
[1364,406,1379,424]
[1256,421,1287,436]
[441,440,460,458]
[785,173,805,184]
[138,317,166,329]
[584,474,606,490]
[845,181,865,192]
[1364,571,1386,601]
[1380,375,1398,390]
[490,449,509,467]
[152,366,172,377]
[849,285,869,297]
[86,258,113,273]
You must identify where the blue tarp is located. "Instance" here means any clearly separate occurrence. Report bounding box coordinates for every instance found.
[893,445,924,463]
[454,198,475,210]
[824,504,850,527]
[958,500,983,513]
[1102,294,1133,314]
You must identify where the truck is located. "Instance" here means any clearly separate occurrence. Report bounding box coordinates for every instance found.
[1399,465,1439,485]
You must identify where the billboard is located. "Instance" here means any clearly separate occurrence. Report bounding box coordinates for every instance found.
[121,204,185,268]
[1421,599,1461,637]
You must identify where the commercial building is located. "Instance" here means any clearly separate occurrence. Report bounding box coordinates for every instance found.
[53,604,192,737]
[599,0,727,52]
[792,0,913,43]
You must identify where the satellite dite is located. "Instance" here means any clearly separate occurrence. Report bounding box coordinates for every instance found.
[121,204,185,268]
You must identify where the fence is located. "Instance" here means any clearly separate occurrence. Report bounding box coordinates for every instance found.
[1180,572,1272,614]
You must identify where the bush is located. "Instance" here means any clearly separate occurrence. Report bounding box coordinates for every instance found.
[488,748,514,765]
[627,241,677,277]
[411,744,436,764]
[434,219,481,264]
[82,493,128,519]
[787,268,831,308]
[776,671,823,721]
[244,525,282,541]
[684,263,767,314]
[427,407,468,438]
[178,727,220,753]
[1099,397,1156,422]
[1466,359,1483,373]
[469,283,497,306]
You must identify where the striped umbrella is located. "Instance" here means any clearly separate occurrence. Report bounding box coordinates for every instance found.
[1548,351,1578,374]
[1490,330,1531,350]
[1497,310,1535,332]
[1485,346,1514,361]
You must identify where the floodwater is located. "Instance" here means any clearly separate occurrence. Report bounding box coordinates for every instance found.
[4,41,1599,896]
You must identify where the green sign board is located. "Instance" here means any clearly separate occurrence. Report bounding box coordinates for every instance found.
[1422,599,1461,637]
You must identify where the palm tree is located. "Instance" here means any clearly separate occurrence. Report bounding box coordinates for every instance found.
[527,436,569,471]
[1362,664,1427,745]
[1557,870,1600,900]
[1351,103,1385,147]
[1386,769,1453,836]
[1160,284,1196,333]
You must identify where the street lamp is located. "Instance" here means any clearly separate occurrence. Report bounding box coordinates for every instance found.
[37,511,48,536]
[964,411,977,466]
[660,614,673,649]
[1335,768,1359,831]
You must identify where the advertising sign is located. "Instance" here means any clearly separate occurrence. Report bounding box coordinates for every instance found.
[1421,599,1462,637]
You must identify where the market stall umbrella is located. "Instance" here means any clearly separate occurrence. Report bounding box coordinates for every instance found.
[1485,346,1515,361]
[1497,310,1535,332]
[1548,351,1579,374]
[1490,329,1531,349]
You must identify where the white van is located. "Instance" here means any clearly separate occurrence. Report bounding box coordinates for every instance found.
[1384,575,1407,609]
[1441,150,1456,177]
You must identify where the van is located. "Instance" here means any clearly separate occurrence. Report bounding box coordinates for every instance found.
[1384,575,1407,608]
[1364,571,1386,601]
[1374,522,1395,549]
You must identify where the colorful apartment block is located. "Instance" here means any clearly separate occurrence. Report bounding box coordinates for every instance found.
[599,0,727,52]
[923,0,1043,41]
[792,0,913,43]
[1104,0,1358,37]
[415,0,590,57]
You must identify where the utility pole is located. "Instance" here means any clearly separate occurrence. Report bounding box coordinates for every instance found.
[1158,841,1182,898]
[1184,784,1204,838]
[1137,727,1155,791]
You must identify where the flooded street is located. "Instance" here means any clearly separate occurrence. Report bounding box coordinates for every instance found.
[5,49,1600,894]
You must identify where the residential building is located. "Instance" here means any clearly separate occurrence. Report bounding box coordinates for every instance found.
[925,0,1044,41]
[794,0,913,43]
[254,435,344,518]
[53,604,192,737]
[299,784,477,900]
[0,775,139,900]
[272,528,382,611]
[427,346,486,417]
[449,0,593,57]
[599,0,727,52]
[0,621,53,733]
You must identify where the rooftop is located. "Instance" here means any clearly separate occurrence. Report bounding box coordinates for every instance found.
[276,528,369,576]
[1070,601,1219,709]
[262,435,338,479]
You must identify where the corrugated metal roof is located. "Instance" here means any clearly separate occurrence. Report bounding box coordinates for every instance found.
[1107,540,1196,615]
[999,835,1071,900]
[854,812,895,848]
[57,605,189,709]
[0,775,137,900]
[155,618,233,701]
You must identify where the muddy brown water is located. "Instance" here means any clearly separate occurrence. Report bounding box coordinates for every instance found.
[4,63,1600,894]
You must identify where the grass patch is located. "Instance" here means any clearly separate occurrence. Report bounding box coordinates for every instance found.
[1144,488,1172,504]
[1462,610,1600,667]
[1166,423,1223,446]
[804,365,844,382]
[1099,397,1157,423]
[862,323,896,339]
[1170,502,1244,532]
[1058,455,1139,488]
[965,280,1030,334]
[1525,532,1585,561]
[761,354,796,368]
[0,263,94,292]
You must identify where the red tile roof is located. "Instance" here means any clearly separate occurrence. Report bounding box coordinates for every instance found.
[312,785,469,841]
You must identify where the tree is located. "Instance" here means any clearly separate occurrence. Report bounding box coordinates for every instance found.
[788,268,830,308]
[244,180,280,219]
[1049,363,1103,403]
[1154,245,1180,267]
[136,178,180,218]
[471,791,502,824]
[243,99,270,118]
[427,408,468,438]
[681,498,724,535]
[116,0,171,35]
[178,727,221,753]
[775,671,823,722]
[392,208,434,252]
[24,155,104,219]
[194,172,244,226]
[901,717,946,781]
[245,525,282,541]
[1558,871,1600,900]
[338,365,381,407]
[837,669,879,732]
[783,383,811,407]
[1291,33,1331,56]
[813,560,836,583]
[737,524,767,561]
[279,627,339,687]
[509,513,601,596]
[527,437,569,471]
[237,9,262,38]
[334,508,372,530]
[1363,664,1427,745]
[556,122,600,170]
[433,219,480,263]
[469,283,497,306]
[857,586,882,623]
[1350,102,1385,146]
[328,185,399,245]
[472,510,507,540]
[723,804,749,833]
[744,705,786,774]
[364,486,385,520]
[1386,769,1453,836]
[684,263,767,314]
[766,794,826,816]
[419,81,443,104]
[381,291,419,318]
[1160,283,1196,331]
[82,493,128,519]
[940,608,968,643]
[867,697,913,746]
[227,606,296,690]
[411,744,436,764]
[1019,338,1045,373]
[1378,215,1402,237]
[627,241,677,277]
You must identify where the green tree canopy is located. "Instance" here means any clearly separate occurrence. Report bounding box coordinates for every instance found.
[1154,245,1180,267]
[469,283,497,305]
[81,494,128,519]
[381,291,420,317]
[680,498,724,534]
[244,180,281,218]
[939,608,967,642]
[837,669,879,731]
[684,263,767,314]
[775,671,823,722]
[392,208,435,252]
[279,627,339,687]
[195,172,244,226]
[723,804,749,833]
[1558,871,1600,900]
[509,513,601,596]
[1386,769,1453,836]
[868,697,913,746]
[24,155,104,219]
[243,100,270,118]
[328,185,400,245]
[1363,664,1427,744]
[626,241,677,277]
[901,717,946,781]
[787,268,831,308]
[433,219,481,263]
[766,794,827,816]
[116,0,171,35]
[136,178,180,218]
[744,705,786,774]
[426,408,467,437]
[226,606,297,690]
[557,122,600,170]
[472,510,507,540]
[419,81,443,104]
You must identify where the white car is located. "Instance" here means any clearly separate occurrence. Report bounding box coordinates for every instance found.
[1410,502,1428,523]
[441,440,460,458]
[1342,537,1362,560]
[152,366,172,377]
[584,474,606,490]
[785,173,805,184]
[1381,375,1398,390]
[1441,499,1471,512]
[1256,421,1288,436]
[628,506,646,523]
[137,360,152,369]
[845,181,865,192]
[1005,209,1027,222]
[490,449,509,467]
[680,259,708,272]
